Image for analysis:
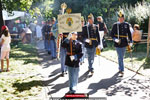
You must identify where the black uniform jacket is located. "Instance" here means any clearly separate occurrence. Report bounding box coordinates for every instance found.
[42,25,55,40]
[62,39,83,68]
[98,22,105,31]
[111,22,132,47]
[77,27,84,43]
[83,24,100,48]
[61,32,69,48]
[42,24,51,40]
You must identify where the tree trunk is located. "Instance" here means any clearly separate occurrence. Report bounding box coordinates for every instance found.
[147,16,150,57]
[0,0,4,34]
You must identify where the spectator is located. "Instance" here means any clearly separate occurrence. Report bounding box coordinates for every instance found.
[132,24,142,51]
[35,23,42,41]
[0,25,11,72]
[132,24,142,43]
[97,16,108,49]
[12,23,18,34]
[29,21,36,40]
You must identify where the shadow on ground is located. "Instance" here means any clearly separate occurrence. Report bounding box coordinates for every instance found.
[10,42,39,65]
[106,77,150,99]
[88,72,121,95]
[38,50,60,68]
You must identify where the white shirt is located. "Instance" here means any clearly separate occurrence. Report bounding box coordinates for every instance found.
[29,23,36,32]
[130,27,134,36]
[1,34,11,51]
[36,25,42,38]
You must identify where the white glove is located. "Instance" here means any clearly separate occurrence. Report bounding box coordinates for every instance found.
[114,39,120,43]
[70,56,75,61]
[129,43,133,47]
[98,45,100,49]
[67,33,72,39]
[85,39,90,43]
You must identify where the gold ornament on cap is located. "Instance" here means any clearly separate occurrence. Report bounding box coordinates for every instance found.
[118,10,124,17]
[88,13,93,18]
[66,8,72,14]
[81,16,84,21]
[61,2,67,9]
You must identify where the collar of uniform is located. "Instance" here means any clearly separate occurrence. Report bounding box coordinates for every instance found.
[88,24,96,27]
[72,40,77,42]
[117,21,125,24]
[117,21,121,24]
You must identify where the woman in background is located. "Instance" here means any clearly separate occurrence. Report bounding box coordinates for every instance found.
[0,25,11,72]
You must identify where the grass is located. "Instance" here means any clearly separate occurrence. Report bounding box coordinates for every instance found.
[101,40,150,76]
[0,42,43,100]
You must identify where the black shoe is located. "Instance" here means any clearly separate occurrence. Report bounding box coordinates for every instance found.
[48,51,51,55]
[61,72,65,77]
[87,70,94,76]
[118,71,124,77]
[65,71,67,74]
[90,70,94,76]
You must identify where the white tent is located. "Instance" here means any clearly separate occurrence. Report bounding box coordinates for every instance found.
[2,10,25,20]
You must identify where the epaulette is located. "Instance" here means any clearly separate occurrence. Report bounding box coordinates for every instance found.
[79,41,82,45]
[76,40,82,45]
[124,22,129,25]
[113,22,117,26]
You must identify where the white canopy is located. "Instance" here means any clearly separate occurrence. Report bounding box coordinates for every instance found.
[2,10,25,20]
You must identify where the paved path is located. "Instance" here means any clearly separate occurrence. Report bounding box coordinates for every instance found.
[37,40,150,100]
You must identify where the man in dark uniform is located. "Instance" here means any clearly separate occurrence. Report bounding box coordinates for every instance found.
[59,32,69,76]
[83,13,100,76]
[77,16,86,64]
[62,32,83,93]
[77,16,85,43]
[42,21,51,54]
[110,11,133,77]
[49,18,57,59]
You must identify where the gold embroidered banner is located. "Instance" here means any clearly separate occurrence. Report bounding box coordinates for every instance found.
[58,13,82,33]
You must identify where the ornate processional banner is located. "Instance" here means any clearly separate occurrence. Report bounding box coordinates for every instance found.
[58,13,82,33]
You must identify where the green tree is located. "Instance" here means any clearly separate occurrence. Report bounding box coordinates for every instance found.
[0,0,4,33]
[28,0,54,21]
[0,0,33,33]
[52,0,142,22]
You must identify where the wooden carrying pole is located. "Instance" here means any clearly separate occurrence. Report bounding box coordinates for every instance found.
[57,3,67,59]
[147,16,150,57]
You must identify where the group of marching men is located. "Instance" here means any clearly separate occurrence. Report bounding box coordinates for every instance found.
[42,11,133,94]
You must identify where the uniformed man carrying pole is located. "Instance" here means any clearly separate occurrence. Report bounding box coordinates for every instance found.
[62,32,83,93]
[83,14,101,76]
[110,11,133,77]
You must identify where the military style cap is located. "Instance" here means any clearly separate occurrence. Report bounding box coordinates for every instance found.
[71,32,77,34]
[52,17,56,21]
[81,16,84,21]
[88,13,93,18]
[118,11,124,18]
[88,13,94,21]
